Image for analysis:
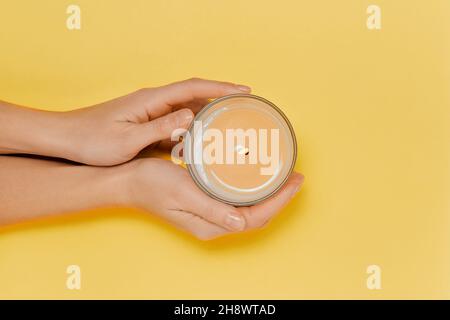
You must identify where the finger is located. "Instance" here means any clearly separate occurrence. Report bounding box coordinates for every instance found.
[164,208,230,241]
[141,96,209,125]
[172,97,210,110]
[157,139,179,152]
[133,79,250,121]
[154,78,251,107]
[134,108,194,149]
[155,98,214,153]
[238,172,305,229]
[172,97,211,114]
[175,173,248,232]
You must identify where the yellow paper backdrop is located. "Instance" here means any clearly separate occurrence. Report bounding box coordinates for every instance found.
[0,0,449,299]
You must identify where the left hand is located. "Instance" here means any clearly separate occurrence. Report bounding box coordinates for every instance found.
[61,78,251,165]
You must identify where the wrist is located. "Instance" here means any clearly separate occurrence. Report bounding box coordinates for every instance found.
[110,158,151,209]
[101,161,138,207]
[0,102,73,158]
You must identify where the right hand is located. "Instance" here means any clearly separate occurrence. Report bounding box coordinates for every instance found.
[121,158,305,240]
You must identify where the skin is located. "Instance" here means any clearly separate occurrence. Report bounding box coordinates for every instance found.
[0,78,305,240]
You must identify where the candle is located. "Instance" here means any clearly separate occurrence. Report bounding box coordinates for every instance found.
[183,94,297,206]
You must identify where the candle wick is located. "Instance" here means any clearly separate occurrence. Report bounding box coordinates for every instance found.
[236,145,250,156]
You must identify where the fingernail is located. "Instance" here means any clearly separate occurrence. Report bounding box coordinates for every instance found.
[290,182,303,199]
[235,84,251,93]
[225,212,246,231]
[180,109,194,124]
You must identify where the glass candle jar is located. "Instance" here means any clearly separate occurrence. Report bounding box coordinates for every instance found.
[183,94,297,206]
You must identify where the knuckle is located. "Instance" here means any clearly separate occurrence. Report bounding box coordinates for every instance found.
[204,206,218,222]
[172,113,186,129]
[220,80,233,88]
[179,107,194,119]
[154,117,170,133]
[137,87,154,96]
[187,77,202,83]
[150,119,163,134]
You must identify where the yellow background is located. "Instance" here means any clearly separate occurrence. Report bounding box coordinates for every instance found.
[0,0,449,299]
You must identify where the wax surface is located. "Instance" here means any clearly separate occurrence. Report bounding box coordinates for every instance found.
[205,107,283,190]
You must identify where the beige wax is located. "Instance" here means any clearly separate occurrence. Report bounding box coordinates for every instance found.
[203,108,286,190]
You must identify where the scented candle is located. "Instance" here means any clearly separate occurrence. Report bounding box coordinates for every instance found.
[184,94,297,206]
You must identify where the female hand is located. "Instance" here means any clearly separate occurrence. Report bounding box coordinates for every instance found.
[0,155,304,239]
[124,158,304,240]
[0,78,251,166]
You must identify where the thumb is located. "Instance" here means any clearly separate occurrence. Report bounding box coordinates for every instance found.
[135,108,194,149]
